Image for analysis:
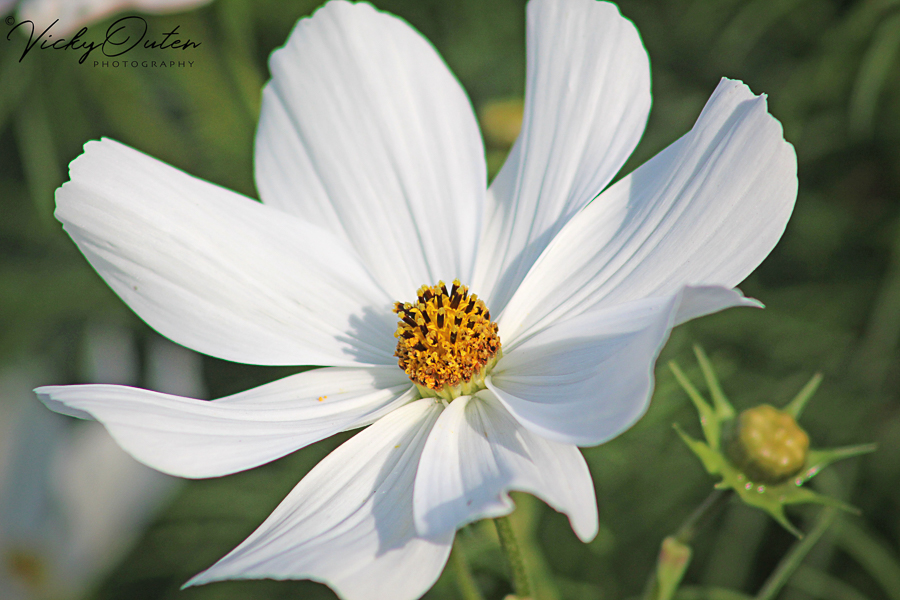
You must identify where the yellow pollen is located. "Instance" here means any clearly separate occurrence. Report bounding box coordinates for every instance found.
[393,279,501,400]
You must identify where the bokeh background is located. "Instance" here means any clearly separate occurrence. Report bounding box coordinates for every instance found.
[1,0,899,599]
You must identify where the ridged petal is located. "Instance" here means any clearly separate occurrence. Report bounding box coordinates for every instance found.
[490,294,679,446]
[56,139,395,367]
[413,392,597,542]
[186,399,453,600]
[36,367,414,478]
[256,1,486,297]
[473,0,651,312]
[499,79,797,345]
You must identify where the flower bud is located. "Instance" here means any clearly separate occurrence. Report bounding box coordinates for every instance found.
[726,404,810,484]
[674,350,874,535]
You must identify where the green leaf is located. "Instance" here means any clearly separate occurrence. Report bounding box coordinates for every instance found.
[836,521,900,600]
[676,586,754,600]
[849,11,900,138]
[0,46,33,133]
[13,84,62,226]
[789,565,874,600]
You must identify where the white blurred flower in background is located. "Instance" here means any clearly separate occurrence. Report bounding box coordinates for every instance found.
[0,325,203,599]
[1,0,213,36]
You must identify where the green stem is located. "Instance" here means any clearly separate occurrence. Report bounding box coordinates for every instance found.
[452,538,485,600]
[643,490,733,600]
[675,489,732,543]
[755,507,838,600]
[494,516,531,598]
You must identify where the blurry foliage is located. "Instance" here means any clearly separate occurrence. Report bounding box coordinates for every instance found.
[1,0,900,599]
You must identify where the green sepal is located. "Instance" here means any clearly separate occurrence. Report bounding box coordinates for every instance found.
[669,361,722,451]
[674,424,724,475]
[784,373,823,420]
[779,486,859,514]
[671,351,875,537]
[693,346,735,423]
[799,444,878,484]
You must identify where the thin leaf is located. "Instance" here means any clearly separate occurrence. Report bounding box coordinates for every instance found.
[789,565,874,600]
[849,11,900,138]
[836,521,900,600]
[13,86,62,227]
[677,586,754,600]
[0,46,33,133]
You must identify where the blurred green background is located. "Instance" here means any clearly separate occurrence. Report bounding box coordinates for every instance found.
[1,0,899,599]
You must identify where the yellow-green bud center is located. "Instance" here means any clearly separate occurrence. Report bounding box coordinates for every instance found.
[392,280,501,401]
[727,404,810,484]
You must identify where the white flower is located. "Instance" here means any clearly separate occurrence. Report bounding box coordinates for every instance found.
[36,0,797,599]
[3,0,212,36]
[1,328,193,600]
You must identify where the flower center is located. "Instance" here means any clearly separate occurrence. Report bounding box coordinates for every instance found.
[393,279,501,401]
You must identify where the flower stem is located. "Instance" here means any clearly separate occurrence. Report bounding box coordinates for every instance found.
[674,489,733,543]
[452,537,485,600]
[643,490,733,600]
[494,516,531,598]
[755,507,838,600]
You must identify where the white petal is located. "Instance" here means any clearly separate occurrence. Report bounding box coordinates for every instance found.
[255,1,486,298]
[36,367,414,478]
[499,79,797,344]
[57,138,396,367]
[674,285,762,326]
[132,0,212,11]
[489,295,680,447]
[413,393,597,542]
[186,399,453,600]
[472,0,651,312]
[17,0,212,36]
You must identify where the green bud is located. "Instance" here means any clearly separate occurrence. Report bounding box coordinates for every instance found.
[726,404,810,484]
[654,537,692,600]
[672,346,875,536]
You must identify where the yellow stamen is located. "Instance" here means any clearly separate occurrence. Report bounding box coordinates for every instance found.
[393,279,501,401]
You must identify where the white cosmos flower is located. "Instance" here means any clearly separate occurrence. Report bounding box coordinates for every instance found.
[36,0,797,598]
[2,0,212,37]
[1,328,191,600]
